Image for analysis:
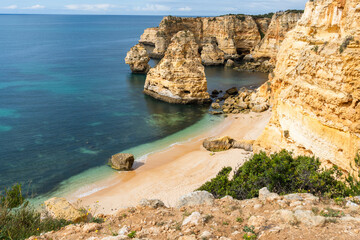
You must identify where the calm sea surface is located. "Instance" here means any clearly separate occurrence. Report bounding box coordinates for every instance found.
[0,14,267,196]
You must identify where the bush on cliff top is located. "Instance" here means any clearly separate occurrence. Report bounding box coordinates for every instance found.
[198,150,360,199]
[0,184,72,240]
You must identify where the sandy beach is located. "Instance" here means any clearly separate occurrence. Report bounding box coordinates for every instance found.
[72,110,271,215]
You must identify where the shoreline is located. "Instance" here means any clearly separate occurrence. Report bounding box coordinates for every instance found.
[70,110,271,215]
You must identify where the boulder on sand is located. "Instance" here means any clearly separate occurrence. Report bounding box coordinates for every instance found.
[203,136,234,152]
[109,153,134,171]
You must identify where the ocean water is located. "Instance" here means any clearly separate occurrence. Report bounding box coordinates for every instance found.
[0,14,268,198]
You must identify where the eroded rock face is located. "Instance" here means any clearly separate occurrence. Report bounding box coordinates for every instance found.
[144,30,211,104]
[238,11,303,73]
[254,0,360,175]
[201,37,225,65]
[44,197,87,223]
[125,44,150,73]
[140,15,264,59]
[252,11,303,63]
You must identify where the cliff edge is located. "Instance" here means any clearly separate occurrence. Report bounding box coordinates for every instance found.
[254,0,360,174]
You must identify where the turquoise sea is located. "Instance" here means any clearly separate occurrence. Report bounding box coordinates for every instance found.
[0,14,267,198]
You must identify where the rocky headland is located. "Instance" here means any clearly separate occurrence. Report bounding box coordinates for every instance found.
[139,15,264,61]
[254,0,360,175]
[143,30,211,104]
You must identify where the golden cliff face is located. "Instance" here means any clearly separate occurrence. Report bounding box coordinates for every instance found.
[144,31,210,104]
[252,11,303,62]
[255,0,360,174]
[139,15,264,59]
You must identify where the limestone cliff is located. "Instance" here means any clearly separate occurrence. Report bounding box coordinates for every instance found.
[238,11,303,73]
[139,15,265,59]
[252,11,303,62]
[201,37,225,65]
[124,43,150,73]
[144,31,211,104]
[254,0,360,174]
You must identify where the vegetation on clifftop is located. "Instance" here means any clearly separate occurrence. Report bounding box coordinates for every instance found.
[199,150,360,199]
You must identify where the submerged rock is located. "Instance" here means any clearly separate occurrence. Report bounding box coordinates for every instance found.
[144,30,211,104]
[44,197,88,223]
[109,153,134,171]
[124,43,150,73]
[203,136,234,152]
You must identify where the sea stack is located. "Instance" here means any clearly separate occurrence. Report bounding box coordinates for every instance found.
[125,43,150,73]
[144,30,211,104]
[254,0,360,175]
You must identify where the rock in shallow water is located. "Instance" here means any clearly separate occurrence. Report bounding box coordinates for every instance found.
[124,43,150,73]
[144,30,211,104]
[109,153,134,171]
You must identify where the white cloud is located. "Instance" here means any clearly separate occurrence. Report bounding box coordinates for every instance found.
[178,6,192,11]
[3,5,18,9]
[134,4,171,11]
[65,4,115,11]
[24,5,45,9]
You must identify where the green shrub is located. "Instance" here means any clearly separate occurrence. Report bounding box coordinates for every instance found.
[0,184,72,240]
[339,36,354,53]
[127,230,137,238]
[198,150,360,200]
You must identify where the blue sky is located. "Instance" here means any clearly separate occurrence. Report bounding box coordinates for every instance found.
[0,0,308,15]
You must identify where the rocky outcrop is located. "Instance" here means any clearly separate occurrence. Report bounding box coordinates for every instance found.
[238,11,303,73]
[210,88,269,115]
[254,0,360,175]
[200,37,225,65]
[44,197,88,223]
[125,44,150,73]
[144,31,211,104]
[140,15,265,60]
[32,188,360,240]
[109,153,134,171]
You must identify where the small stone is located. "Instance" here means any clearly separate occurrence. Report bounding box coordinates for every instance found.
[290,201,303,207]
[226,87,238,95]
[118,226,129,235]
[294,210,325,227]
[248,215,266,229]
[139,199,165,209]
[258,187,280,201]
[253,204,262,209]
[346,200,359,208]
[83,223,101,233]
[211,102,221,109]
[200,230,213,239]
[182,212,202,226]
